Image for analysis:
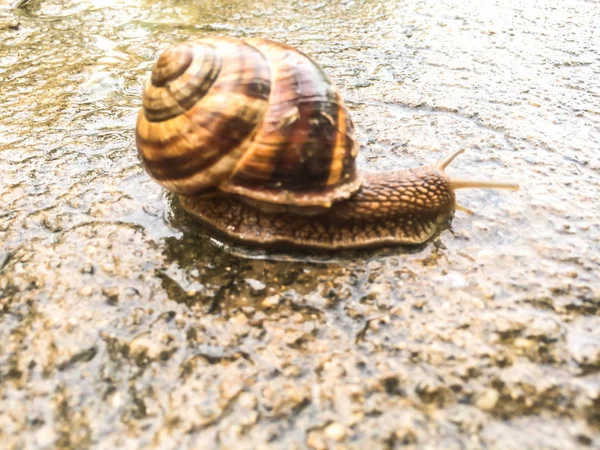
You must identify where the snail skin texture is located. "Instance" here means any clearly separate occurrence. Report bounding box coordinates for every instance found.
[136,37,518,251]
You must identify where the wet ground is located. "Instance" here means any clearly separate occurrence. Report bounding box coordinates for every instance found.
[1,0,599,448]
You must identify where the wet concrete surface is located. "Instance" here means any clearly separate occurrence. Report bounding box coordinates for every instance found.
[0,0,599,448]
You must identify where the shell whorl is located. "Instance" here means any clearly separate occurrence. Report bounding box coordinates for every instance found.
[143,43,222,122]
[136,38,271,196]
[136,37,359,206]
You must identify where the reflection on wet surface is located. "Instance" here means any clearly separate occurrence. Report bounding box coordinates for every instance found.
[0,0,599,448]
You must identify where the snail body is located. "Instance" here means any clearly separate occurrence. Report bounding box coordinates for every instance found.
[136,37,517,250]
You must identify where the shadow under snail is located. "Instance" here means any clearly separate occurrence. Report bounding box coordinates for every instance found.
[136,37,518,251]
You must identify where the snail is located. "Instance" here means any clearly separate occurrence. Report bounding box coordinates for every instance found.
[136,37,518,251]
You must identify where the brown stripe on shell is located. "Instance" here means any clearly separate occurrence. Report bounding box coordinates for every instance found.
[143,43,223,123]
[151,44,193,87]
[221,38,360,207]
[281,97,339,189]
[136,38,271,195]
[141,107,261,181]
[165,45,222,117]
[262,65,339,190]
[326,92,356,186]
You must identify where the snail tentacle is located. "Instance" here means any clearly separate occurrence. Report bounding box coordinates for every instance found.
[435,148,519,193]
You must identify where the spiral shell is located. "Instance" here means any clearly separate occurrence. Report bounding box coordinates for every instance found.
[136,37,360,208]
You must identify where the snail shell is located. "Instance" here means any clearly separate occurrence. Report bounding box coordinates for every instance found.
[136,38,518,250]
[136,37,360,211]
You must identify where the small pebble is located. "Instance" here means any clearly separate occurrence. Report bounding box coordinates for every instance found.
[476,388,500,411]
[324,422,346,441]
[307,431,326,450]
[79,285,93,296]
[246,278,266,291]
[261,295,281,308]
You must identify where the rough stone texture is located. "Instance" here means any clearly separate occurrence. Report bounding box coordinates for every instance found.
[0,0,599,449]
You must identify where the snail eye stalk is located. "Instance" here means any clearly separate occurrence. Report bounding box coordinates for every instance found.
[436,149,519,192]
